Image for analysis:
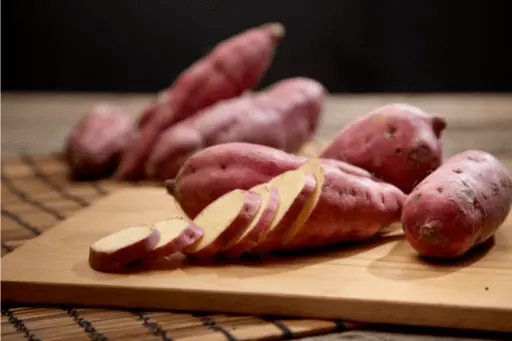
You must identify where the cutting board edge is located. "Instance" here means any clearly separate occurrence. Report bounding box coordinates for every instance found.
[2,280,511,334]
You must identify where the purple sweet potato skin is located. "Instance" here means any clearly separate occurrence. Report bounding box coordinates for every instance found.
[402,149,512,258]
[64,104,136,180]
[166,142,376,218]
[281,166,406,249]
[319,103,447,193]
[145,77,326,180]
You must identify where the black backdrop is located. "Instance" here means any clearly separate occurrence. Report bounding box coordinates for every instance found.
[2,0,511,93]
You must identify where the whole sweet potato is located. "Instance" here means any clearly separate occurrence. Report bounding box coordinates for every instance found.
[64,104,136,180]
[320,103,447,193]
[116,23,285,180]
[165,142,377,218]
[146,77,326,179]
[401,149,512,259]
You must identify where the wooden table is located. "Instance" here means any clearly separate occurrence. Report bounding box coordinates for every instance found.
[2,92,511,341]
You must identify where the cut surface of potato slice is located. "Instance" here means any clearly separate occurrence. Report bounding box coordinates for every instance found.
[89,225,161,272]
[248,169,316,254]
[144,217,204,261]
[282,159,325,244]
[183,189,261,258]
[222,183,280,258]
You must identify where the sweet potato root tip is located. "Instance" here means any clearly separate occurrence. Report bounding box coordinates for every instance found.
[89,225,161,273]
[432,115,447,138]
[183,189,261,258]
[165,179,177,196]
[265,22,286,40]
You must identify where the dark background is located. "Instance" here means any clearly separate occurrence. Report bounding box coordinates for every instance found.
[2,0,511,93]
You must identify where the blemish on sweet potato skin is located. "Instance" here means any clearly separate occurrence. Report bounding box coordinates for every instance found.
[402,149,512,258]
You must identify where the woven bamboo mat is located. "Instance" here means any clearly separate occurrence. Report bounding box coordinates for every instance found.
[1,153,363,341]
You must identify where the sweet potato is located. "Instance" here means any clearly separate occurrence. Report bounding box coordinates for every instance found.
[182,189,261,258]
[116,23,285,180]
[145,77,326,180]
[248,169,317,254]
[319,103,447,193]
[165,142,376,218]
[88,225,160,273]
[143,217,204,261]
[222,184,280,258]
[64,104,136,180]
[401,149,512,259]
[275,164,406,250]
[281,159,325,243]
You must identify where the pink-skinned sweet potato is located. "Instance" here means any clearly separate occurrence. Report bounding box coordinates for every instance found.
[88,225,161,273]
[64,104,136,180]
[279,165,406,250]
[319,103,447,193]
[143,217,204,261]
[116,23,285,180]
[145,77,326,180]
[165,142,376,218]
[248,170,317,254]
[222,184,280,258]
[401,149,512,259]
[182,189,261,258]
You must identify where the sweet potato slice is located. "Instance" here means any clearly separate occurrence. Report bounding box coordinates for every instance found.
[89,225,161,273]
[143,217,204,261]
[282,159,325,244]
[222,184,280,258]
[248,169,316,254]
[182,189,261,258]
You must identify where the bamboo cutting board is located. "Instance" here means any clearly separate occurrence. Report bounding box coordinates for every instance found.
[2,187,512,333]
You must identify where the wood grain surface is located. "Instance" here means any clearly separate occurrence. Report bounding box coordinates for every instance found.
[2,92,511,341]
[2,187,512,333]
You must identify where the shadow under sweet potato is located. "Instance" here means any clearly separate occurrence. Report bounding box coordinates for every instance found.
[366,236,495,281]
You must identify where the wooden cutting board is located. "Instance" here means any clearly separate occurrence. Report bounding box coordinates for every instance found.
[2,187,512,333]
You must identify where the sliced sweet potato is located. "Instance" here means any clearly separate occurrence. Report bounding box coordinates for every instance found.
[282,159,325,244]
[248,169,316,254]
[182,189,261,258]
[143,217,204,261]
[88,225,161,273]
[222,183,280,258]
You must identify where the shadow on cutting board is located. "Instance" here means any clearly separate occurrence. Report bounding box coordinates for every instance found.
[367,236,496,281]
[73,228,496,281]
[73,231,404,279]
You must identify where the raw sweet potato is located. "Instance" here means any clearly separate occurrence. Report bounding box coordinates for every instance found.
[278,164,406,250]
[248,169,317,254]
[64,104,136,180]
[281,159,326,244]
[143,217,204,261]
[401,149,512,259]
[145,77,326,180]
[320,103,447,193]
[165,142,376,218]
[182,189,261,258]
[116,23,286,180]
[222,184,280,258]
[88,225,160,273]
